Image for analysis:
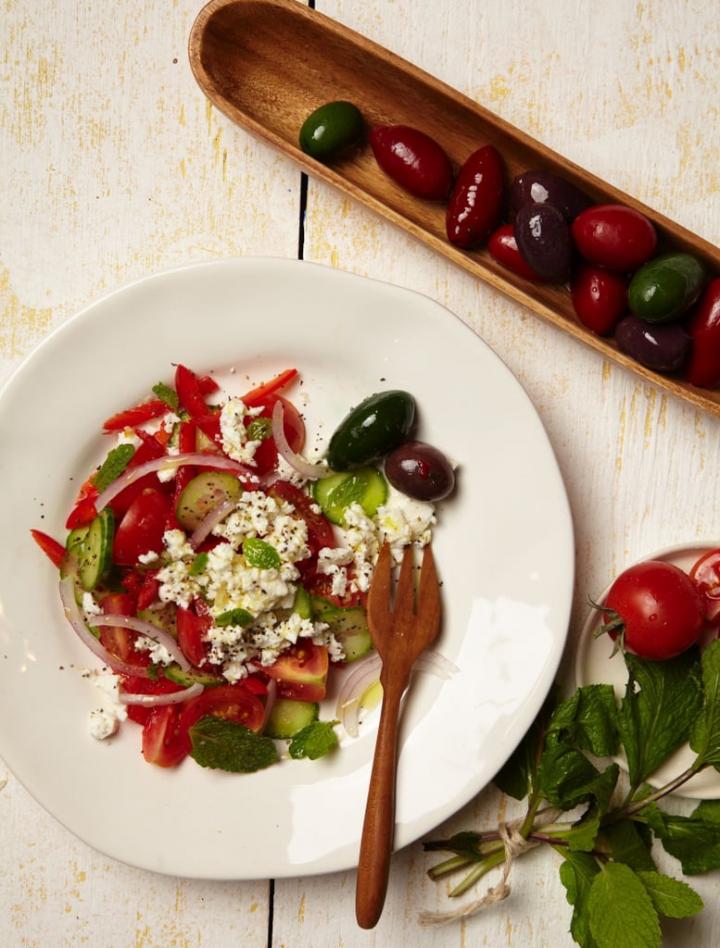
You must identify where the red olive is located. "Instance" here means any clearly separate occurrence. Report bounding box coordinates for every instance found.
[571,264,628,336]
[384,441,455,502]
[370,125,453,201]
[571,204,657,272]
[687,278,720,388]
[446,145,504,248]
[488,224,543,281]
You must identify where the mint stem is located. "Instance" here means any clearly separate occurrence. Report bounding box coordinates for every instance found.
[618,765,704,819]
[450,850,505,898]
[427,854,476,880]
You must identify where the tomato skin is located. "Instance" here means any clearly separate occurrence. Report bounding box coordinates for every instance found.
[308,573,366,609]
[265,641,329,701]
[99,592,147,665]
[241,369,298,407]
[179,683,266,734]
[603,560,705,660]
[30,529,66,568]
[488,224,544,281]
[251,395,306,474]
[121,675,185,724]
[103,399,168,432]
[175,364,208,418]
[687,279,720,389]
[176,605,210,667]
[136,573,160,611]
[142,705,189,767]
[66,496,98,529]
[113,489,170,566]
[571,265,628,336]
[108,432,166,516]
[690,548,720,626]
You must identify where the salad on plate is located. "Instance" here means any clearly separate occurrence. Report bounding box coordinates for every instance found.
[31,364,456,773]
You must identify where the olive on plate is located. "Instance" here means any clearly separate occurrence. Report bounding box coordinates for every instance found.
[384,441,455,502]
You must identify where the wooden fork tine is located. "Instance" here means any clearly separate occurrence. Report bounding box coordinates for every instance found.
[366,542,393,648]
[415,545,441,647]
[392,545,416,632]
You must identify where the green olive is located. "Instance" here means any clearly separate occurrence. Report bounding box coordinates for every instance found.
[327,391,416,471]
[299,101,364,162]
[628,253,706,323]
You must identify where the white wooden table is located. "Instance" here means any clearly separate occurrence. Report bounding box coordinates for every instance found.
[2,1,720,944]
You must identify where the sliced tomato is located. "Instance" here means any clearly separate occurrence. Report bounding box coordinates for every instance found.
[251,395,306,474]
[176,605,211,667]
[103,399,168,432]
[307,573,366,609]
[113,489,170,566]
[195,412,222,447]
[179,683,266,734]
[265,641,329,701]
[142,705,189,767]
[198,374,220,395]
[175,364,208,418]
[242,369,298,407]
[120,675,186,724]
[137,573,160,611]
[108,431,166,516]
[271,480,335,553]
[179,419,197,453]
[690,548,720,625]
[99,591,146,665]
[66,495,98,529]
[30,529,66,568]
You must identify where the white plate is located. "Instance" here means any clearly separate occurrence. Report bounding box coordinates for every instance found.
[575,542,720,799]
[0,259,573,879]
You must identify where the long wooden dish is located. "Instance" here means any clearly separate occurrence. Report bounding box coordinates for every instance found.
[189,0,720,418]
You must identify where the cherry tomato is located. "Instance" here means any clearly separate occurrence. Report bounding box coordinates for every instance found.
[571,264,628,336]
[142,705,189,767]
[99,591,149,666]
[687,279,720,389]
[113,489,170,566]
[571,204,657,272]
[601,560,704,660]
[179,683,266,734]
[690,548,720,626]
[120,676,186,725]
[265,641,329,701]
[108,431,166,516]
[176,605,211,667]
[308,573,366,610]
[370,125,453,201]
[136,573,160,611]
[487,224,543,281]
[446,145,504,248]
[30,529,66,568]
[252,394,306,474]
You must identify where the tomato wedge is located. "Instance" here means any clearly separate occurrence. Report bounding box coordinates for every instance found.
[176,605,211,667]
[175,364,208,418]
[690,548,720,625]
[251,395,306,474]
[120,675,186,725]
[271,481,335,553]
[265,641,329,701]
[113,489,170,566]
[30,529,65,568]
[142,705,189,767]
[179,683,266,734]
[66,495,98,529]
[108,431,166,516]
[103,399,168,432]
[242,369,298,407]
[98,592,149,667]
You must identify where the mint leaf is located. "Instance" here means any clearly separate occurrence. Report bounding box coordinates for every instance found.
[495,689,556,800]
[243,537,281,570]
[567,808,602,854]
[689,639,720,769]
[538,741,618,811]
[246,417,273,441]
[559,851,600,947]
[189,716,278,772]
[636,871,703,918]
[547,685,619,757]
[617,650,702,790]
[93,444,135,491]
[152,382,179,410]
[214,607,253,628]
[600,820,655,871]
[288,720,339,760]
[189,552,208,576]
[587,863,661,948]
[655,801,720,874]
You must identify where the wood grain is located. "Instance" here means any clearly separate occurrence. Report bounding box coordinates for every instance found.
[189,0,720,420]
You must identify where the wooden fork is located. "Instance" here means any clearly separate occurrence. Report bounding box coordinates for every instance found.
[355,543,442,930]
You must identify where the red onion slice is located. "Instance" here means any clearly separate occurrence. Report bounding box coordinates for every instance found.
[120,683,203,706]
[261,678,278,733]
[190,497,237,548]
[99,614,191,670]
[95,453,259,511]
[272,400,330,481]
[59,576,151,678]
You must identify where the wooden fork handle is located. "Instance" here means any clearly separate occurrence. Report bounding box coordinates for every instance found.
[355,677,405,929]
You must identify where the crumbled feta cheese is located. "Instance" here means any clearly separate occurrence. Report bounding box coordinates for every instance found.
[220,398,262,465]
[116,428,142,448]
[135,636,174,666]
[377,486,436,560]
[317,546,353,597]
[161,412,181,432]
[265,514,310,563]
[138,550,159,565]
[341,503,381,593]
[213,491,294,546]
[82,592,102,619]
[87,671,127,740]
[202,542,297,616]
[163,529,194,561]
[312,629,345,663]
[156,560,201,609]
[275,454,308,487]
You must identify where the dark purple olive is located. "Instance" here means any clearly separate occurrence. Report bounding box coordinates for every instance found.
[385,441,455,502]
[615,315,691,373]
[514,203,572,282]
[510,170,591,222]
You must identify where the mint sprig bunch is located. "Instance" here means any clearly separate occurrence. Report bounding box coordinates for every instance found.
[423,640,720,946]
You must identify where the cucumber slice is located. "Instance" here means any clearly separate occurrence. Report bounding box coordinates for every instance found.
[265,698,319,739]
[78,510,114,591]
[312,467,387,525]
[137,603,178,639]
[292,587,312,620]
[312,599,373,663]
[164,665,223,688]
[176,472,242,531]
